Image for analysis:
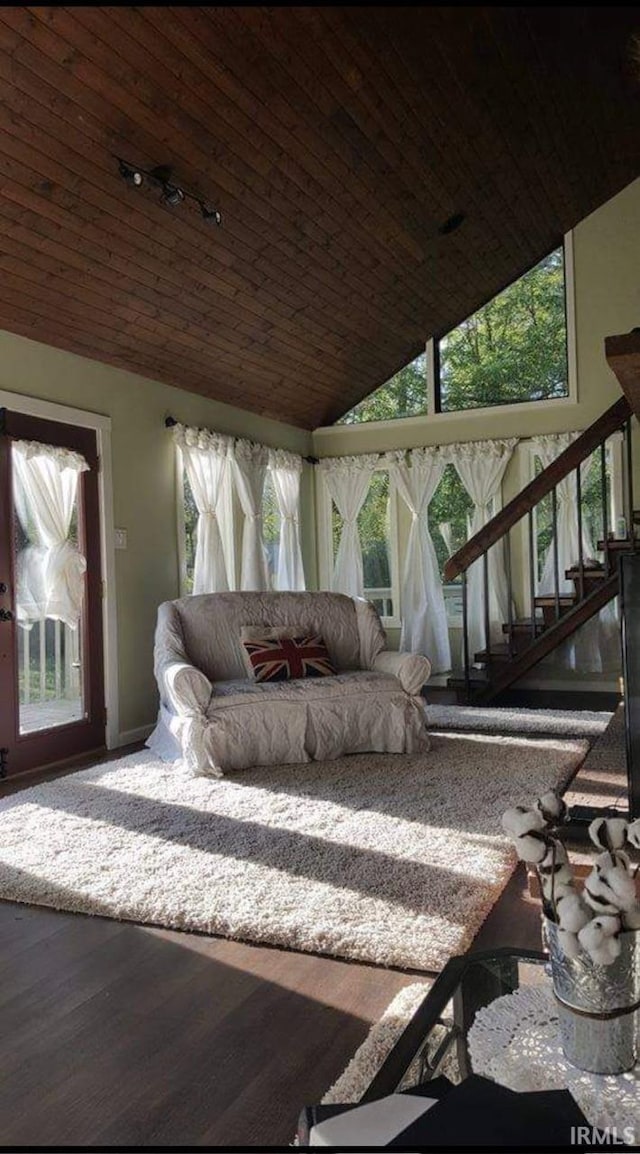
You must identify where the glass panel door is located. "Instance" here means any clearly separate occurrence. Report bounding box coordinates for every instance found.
[0,409,105,779]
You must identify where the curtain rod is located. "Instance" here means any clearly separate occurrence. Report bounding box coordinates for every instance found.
[164,416,318,465]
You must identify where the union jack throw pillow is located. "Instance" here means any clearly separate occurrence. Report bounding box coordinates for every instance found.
[241,634,336,682]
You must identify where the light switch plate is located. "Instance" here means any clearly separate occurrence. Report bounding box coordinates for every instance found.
[114,528,128,550]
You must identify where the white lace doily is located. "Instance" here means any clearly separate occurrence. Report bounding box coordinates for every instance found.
[468,985,640,1133]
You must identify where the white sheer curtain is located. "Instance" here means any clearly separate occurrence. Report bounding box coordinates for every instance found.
[232,439,270,591]
[453,438,518,658]
[268,449,305,591]
[319,455,377,598]
[387,448,451,672]
[12,439,88,629]
[531,432,617,671]
[173,424,232,594]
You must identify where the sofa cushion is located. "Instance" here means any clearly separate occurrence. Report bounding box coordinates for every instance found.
[202,670,429,771]
[242,634,336,682]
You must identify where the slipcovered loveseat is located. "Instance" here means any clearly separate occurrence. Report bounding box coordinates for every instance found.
[147,591,431,776]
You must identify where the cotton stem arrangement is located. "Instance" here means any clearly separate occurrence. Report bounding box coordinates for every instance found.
[502,794,640,966]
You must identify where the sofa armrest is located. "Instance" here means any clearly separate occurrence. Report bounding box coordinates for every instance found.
[372,650,431,695]
[163,661,213,717]
[154,601,213,717]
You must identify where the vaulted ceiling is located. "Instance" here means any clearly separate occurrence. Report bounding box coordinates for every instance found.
[0,6,639,428]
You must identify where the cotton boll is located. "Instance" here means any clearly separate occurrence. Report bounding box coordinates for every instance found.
[514,832,549,863]
[557,927,582,959]
[556,892,592,934]
[539,841,569,869]
[594,855,637,912]
[583,869,623,916]
[626,818,640,850]
[578,916,622,966]
[502,807,545,838]
[540,863,574,901]
[622,905,640,930]
[595,850,631,871]
[589,817,628,852]
[535,791,567,827]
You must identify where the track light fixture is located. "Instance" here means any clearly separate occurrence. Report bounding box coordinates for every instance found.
[116,157,222,226]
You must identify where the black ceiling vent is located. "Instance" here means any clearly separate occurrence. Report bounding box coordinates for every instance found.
[438,211,466,236]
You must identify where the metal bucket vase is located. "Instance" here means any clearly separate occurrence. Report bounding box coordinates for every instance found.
[545,917,640,1075]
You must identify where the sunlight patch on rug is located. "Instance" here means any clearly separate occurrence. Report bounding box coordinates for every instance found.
[0,733,587,971]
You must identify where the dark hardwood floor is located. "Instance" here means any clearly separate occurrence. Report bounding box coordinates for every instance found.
[0,713,623,1148]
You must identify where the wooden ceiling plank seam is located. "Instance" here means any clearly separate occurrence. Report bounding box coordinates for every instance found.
[227,6,433,269]
[347,7,537,267]
[167,4,490,331]
[483,8,580,224]
[0,190,396,394]
[526,8,636,216]
[0,199,349,400]
[82,11,439,334]
[0,292,310,425]
[285,5,494,278]
[106,4,443,302]
[43,4,437,322]
[0,119,404,384]
[448,8,568,239]
[369,7,552,257]
[0,268,301,391]
[428,9,562,250]
[365,9,570,344]
[6,8,415,338]
[198,3,463,297]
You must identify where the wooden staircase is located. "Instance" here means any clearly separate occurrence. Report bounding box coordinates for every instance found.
[444,333,640,704]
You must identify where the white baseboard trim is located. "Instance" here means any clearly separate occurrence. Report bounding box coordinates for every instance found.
[114,724,154,748]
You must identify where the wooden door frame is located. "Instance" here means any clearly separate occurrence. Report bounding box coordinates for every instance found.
[0,388,119,750]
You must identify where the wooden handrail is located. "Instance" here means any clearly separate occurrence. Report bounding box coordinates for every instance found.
[444,395,632,581]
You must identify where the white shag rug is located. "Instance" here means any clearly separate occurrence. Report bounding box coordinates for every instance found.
[425,704,612,738]
[0,733,587,972]
[323,983,433,1103]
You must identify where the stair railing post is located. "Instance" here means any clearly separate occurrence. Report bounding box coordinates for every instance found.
[576,465,585,601]
[601,441,610,575]
[483,549,490,659]
[625,419,634,539]
[528,510,536,642]
[552,486,560,621]
[462,569,470,700]
[505,528,514,654]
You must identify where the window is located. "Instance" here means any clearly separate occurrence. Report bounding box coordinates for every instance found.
[329,469,399,623]
[436,246,569,412]
[336,352,428,425]
[428,464,474,625]
[333,238,573,426]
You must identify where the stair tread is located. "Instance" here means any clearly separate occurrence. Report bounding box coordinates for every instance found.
[597,538,635,551]
[474,646,512,663]
[534,594,576,606]
[565,566,607,579]
[501,619,545,634]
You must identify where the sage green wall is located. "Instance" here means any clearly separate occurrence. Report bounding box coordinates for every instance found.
[0,329,316,735]
[311,176,640,657]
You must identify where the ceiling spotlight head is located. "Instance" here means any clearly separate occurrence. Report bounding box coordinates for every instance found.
[118,159,143,187]
[162,183,185,207]
[200,202,222,225]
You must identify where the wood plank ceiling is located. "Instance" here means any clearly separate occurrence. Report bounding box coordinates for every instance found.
[0,7,638,429]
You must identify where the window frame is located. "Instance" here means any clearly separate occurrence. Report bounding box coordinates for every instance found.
[316,464,401,629]
[429,233,577,420]
[315,232,577,437]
